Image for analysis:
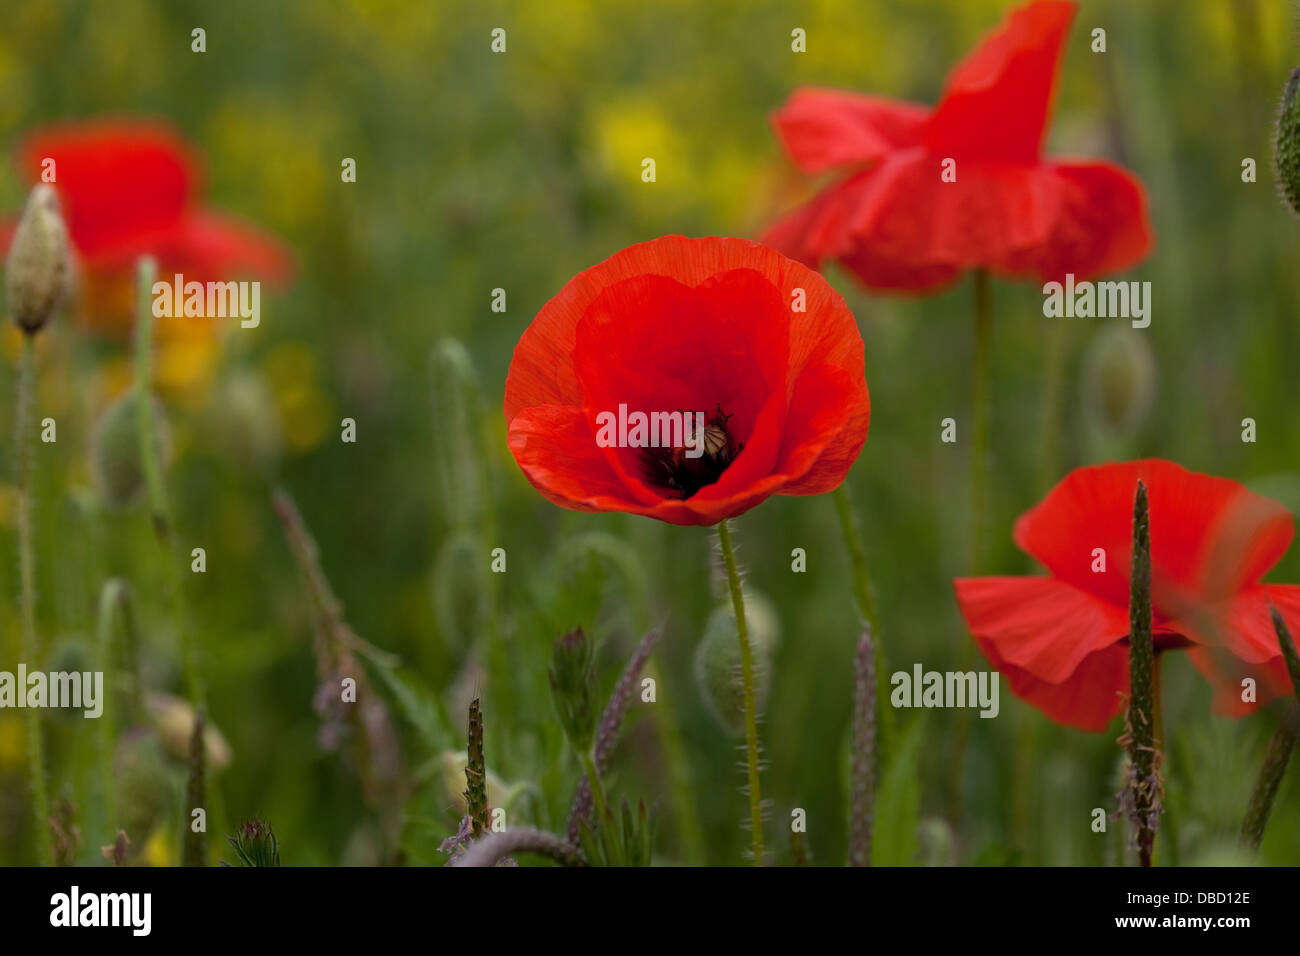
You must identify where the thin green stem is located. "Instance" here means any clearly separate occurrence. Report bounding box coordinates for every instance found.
[832,483,893,751]
[95,578,139,838]
[1037,319,1069,494]
[968,268,992,573]
[715,518,764,865]
[1239,606,1300,853]
[133,257,203,708]
[579,749,621,865]
[15,335,52,866]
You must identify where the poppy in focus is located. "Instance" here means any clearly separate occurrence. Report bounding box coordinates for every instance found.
[954,459,1300,731]
[763,0,1153,292]
[504,235,870,526]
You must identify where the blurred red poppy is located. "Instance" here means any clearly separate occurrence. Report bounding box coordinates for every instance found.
[504,235,869,526]
[763,0,1152,292]
[954,460,1300,731]
[2,119,292,333]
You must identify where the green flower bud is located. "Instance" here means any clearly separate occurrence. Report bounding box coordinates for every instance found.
[693,592,780,736]
[5,185,70,335]
[1276,66,1300,216]
[549,627,597,751]
[1082,326,1155,435]
[223,818,281,867]
[90,391,171,508]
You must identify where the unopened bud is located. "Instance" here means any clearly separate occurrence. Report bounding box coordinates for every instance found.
[548,627,597,751]
[1276,66,1300,216]
[6,185,70,334]
[91,391,171,508]
[694,592,780,736]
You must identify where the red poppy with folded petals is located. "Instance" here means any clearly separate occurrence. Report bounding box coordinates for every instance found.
[763,0,1153,292]
[1,119,293,333]
[504,236,870,526]
[954,460,1300,731]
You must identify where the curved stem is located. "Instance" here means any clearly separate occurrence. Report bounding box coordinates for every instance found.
[15,335,52,865]
[715,519,763,865]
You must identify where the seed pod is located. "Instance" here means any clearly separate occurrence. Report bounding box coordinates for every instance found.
[1082,326,1155,435]
[90,391,171,508]
[1276,66,1300,216]
[693,592,780,735]
[5,185,70,334]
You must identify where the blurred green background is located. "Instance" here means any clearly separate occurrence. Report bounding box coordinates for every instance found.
[1,0,1299,866]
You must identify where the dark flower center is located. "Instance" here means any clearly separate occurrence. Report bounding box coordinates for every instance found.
[642,404,744,500]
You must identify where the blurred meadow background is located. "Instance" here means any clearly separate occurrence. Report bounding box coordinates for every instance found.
[2,0,1300,866]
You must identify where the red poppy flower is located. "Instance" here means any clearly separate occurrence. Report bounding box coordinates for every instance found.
[2,119,292,330]
[762,0,1152,292]
[954,460,1300,731]
[504,235,870,526]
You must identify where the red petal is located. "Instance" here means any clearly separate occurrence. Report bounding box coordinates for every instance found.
[977,635,1129,732]
[16,120,199,258]
[776,361,869,495]
[999,160,1153,281]
[924,0,1076,162]
[571,270,790,505]
[772,88,929,173]
[507,236,821,419]
[507,404,646,513]
[954,576,1129,684]
[1014,460,1293,617]
[86,211,295,284]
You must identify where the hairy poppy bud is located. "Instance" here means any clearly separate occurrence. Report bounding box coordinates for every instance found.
[1276,66,1300,216]
[5,185,70,334]
[694,592,780,735]
[91,391,171,508]
[548,627,597,751]
[223,818,281,867]
[1081,326,1155,435]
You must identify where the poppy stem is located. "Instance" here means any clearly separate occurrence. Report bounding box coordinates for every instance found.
[133,256,205,709]
[15,334,52,866]
[831,484,893,750]
[715,518,764,865]
[968,268,993,573]
[1125,479,1160,867]
[1036,320,1069,494]
[95,578,139,840]
[1239,606,1300,853]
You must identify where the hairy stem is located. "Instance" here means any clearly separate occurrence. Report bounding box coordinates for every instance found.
[1126,480,1159,867]
[1239,607,1300,852]
[15,335,51,866]
[96,578,139,838]
[716,518,763,864]
[848,626,876,866]
[451,826,585,868]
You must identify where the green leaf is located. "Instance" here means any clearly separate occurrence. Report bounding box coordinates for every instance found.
[872,715,924,866]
